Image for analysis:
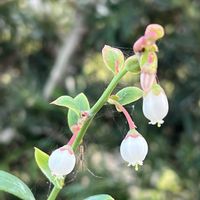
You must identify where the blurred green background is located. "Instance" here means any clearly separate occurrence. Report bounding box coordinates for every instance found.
[0,0,200,199]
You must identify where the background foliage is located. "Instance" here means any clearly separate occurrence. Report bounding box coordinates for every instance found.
[0,0,200,199]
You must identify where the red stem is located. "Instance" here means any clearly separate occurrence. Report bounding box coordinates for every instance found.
[67,126,80,146]
[119,105,137,129]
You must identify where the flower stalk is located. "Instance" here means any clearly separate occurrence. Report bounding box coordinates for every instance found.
[47,23,167,200]
[108,98,137,130]
[48,67,128,200]
[119,105,136,129]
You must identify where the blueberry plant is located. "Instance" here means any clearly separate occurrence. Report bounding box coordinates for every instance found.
[0,24,168,200]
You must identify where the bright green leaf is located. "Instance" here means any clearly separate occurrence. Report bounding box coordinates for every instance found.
[0,170,35,200]
[68,93,90,132]
[84,194,114,200]
[116,87,143,105]
[34,147,63,189]
[102,45,124,73]
[124,55,140,74]
[51,96,80,115]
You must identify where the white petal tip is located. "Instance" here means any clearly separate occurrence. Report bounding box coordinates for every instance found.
[149,120,164,127]
[128,161,144,171]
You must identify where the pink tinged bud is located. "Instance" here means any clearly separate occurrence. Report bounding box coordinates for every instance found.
[48,145,76,176]
[133,36,147,53]
[145,24,164,41]
[120,130,148,170]
[145,44,159,52]
[139,51,158,72]
[140,72,156,92]
[142,84,169,127]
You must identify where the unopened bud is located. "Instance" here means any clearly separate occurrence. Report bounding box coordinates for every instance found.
[145,44,159,52]
[133,36,147,53]
[145,24,164,41]
[139,51,158,73]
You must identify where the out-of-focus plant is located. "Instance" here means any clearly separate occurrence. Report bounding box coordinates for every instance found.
[0,24,168,200]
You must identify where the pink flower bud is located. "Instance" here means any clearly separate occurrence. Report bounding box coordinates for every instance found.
[140,71,156,92]
[145,44,159,52]
[133,36,147,53]
[120,129,148,170]
[145,24,164,41]
[142,84,169,127]
[48,145,76,176]
[139,51,158,72]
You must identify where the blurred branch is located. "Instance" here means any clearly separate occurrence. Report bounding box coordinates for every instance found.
[0,0,14,6]
[43,11,86,100]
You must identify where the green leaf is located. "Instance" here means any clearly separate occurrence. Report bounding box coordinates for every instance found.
[84,194,114,200]
[124,55,140,74]
[34,147,63,189]
[0,170,35,200]
[116,87,143,105]
[68,93,90,131]
[51,96,80,115]
[102,45,124,73]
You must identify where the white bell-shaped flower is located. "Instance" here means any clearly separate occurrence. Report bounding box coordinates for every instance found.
[120,129,148,170]
[143,84,169,126]
[48,145,76,177]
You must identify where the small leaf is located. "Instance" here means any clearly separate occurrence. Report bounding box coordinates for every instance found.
[0,170,35,200]
[34,147,63,189]
[116,87,143,105]
[51,96,80,115]
[124,55,140,74]
[102,45,124,73]
[68,93,90,131]
[84,194,114,200]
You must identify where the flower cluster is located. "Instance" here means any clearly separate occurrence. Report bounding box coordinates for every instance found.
[133,24,169,127]
[47,24,168,177]
[134,24,163,92]
[119,24,168,169]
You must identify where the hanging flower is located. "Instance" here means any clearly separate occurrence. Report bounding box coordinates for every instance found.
[142,84,169,127]
[48,145,76,177]
[120,129,148,170]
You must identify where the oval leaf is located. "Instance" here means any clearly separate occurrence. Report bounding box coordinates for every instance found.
[68,93,90,132]
[116,87,143,105]
[102,45,124,74]
[51,96,80,115]
[34,147,63,189]
[124,55,140,74]
[0,170,35,200]
[84,194,114,200]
